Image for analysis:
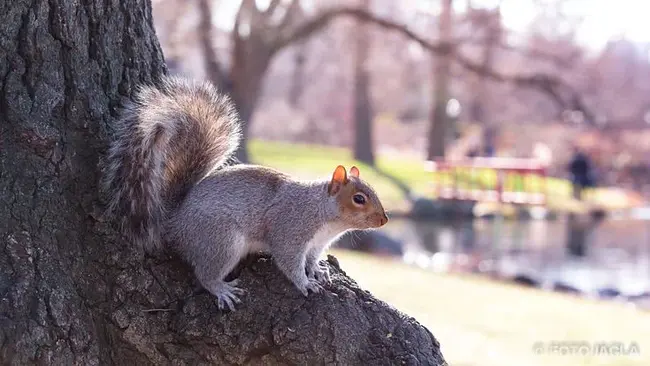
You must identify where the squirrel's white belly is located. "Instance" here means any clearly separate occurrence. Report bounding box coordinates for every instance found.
[244,224,347,255]
[307,223,347,251]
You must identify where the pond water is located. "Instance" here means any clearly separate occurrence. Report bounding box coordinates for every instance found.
[375,216,650,307]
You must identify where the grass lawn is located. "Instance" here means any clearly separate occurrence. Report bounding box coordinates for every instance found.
[250,139,431,210]
[331,249,650,366]
[249,139,640,213]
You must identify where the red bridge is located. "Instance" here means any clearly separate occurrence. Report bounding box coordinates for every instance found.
[425,157,548,205]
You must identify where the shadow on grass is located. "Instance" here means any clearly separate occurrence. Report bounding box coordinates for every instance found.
[367,165,415,204]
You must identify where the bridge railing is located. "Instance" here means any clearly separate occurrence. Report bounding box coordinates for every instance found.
[425,157,548,205]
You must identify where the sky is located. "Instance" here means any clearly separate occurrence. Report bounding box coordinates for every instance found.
[487,0,650,50]
[215,0,650,51]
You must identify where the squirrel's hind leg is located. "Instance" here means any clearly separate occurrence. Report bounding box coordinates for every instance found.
[192,232,247,311]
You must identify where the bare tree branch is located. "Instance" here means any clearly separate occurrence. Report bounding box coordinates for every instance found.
[198,0,230,91]
[234,0,256,39]
[264,0,284,16]
[460,4,579,68]
[518,46,580,68]
[250,0,268,27]
[458,37,577,69]
[277,0,302,32]
[272,6,594,125]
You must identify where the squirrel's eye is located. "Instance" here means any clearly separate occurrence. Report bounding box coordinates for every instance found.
[352,193,366,205]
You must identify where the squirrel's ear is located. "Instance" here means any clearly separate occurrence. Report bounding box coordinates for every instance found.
[328,165,348,195]
[350,166,360,178]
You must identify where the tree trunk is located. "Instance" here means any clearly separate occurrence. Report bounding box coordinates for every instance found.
[232,92,259,163]
[289,40,308,108]
[427,89,450,160]
[198,0,267,164]
[230,70,265,163]
[0,1,446,365]
[230,32,271,163]
[427,0,454,160]
[352,0,376,166]
[469,6,501,155]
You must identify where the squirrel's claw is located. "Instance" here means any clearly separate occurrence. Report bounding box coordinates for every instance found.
[211,280,244,311]
[227,280,246,296]
[216,296,237,312]
[298,277,323,297]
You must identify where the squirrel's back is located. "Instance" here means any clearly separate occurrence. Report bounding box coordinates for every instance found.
[102,76,241,250]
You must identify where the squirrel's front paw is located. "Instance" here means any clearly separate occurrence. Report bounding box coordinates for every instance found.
[308,263,331,285]
[297,277,322,297]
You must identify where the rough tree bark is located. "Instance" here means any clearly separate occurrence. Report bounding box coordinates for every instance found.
[0,1,446,365]
[352,0,376,166]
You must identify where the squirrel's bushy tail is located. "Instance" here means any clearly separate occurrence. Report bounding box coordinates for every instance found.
[102,76,241,250]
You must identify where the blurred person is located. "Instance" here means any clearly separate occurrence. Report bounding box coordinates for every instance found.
[568,146,595,200]
[467,147,479,158]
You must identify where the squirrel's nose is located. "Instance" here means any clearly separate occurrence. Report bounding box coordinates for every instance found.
[379,213,389,226]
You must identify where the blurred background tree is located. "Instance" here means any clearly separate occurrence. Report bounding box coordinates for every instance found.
[154,0,599,164]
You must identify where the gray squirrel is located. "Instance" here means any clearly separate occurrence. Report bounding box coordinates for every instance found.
[102,76,389,310]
